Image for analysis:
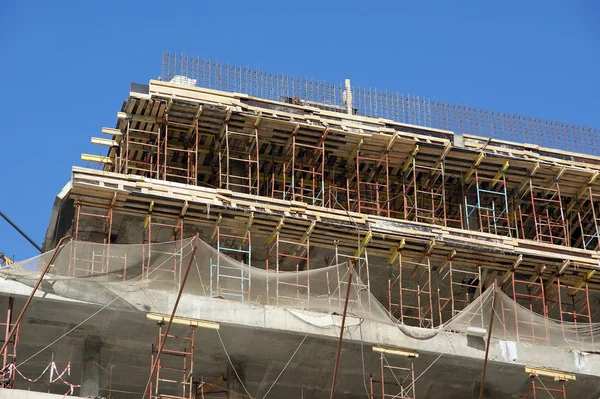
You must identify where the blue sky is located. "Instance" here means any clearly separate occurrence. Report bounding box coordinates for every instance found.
[1,0,599,261]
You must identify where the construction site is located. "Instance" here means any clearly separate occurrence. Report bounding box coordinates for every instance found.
[1,52,600,399]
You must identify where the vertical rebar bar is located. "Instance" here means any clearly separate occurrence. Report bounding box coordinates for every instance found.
[160,53,600,155]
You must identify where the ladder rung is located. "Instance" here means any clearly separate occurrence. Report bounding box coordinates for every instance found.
[158,378,179,383]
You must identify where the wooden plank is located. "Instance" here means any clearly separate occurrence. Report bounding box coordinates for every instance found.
[102,127,122,137]
[91,137,118,147]
[81,154,113,164]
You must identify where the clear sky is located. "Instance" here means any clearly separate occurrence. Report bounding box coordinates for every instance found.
[1,0,599,261]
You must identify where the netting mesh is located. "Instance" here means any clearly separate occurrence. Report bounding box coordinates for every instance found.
[2,238,599,352]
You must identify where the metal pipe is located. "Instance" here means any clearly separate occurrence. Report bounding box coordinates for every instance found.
[0,235,71,360]
[142,234,200,399]
[329,260,354,399]
[0,210,42,253]
[479,282,498,399]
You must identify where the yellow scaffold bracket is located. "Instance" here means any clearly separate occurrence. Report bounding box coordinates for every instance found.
[525,366,575,382]
[354,230,372,258]
[253,111,263,128]
[384,133,397,153]
[402,145,419,172]
[268,218,285,245]
[432,143,451,173]
[568,270,596,296]
[490,161,509,187]
[388,239,406,264]
[210,214,223,240]
[188,106,203,134]
[143,201,155,229]
[164,98,174,113]
[436,249,457,274]
[517,162,540,195]
[243,213,255,240]
[348,139,364,163]
[568,171,600,212]
[373,345,418,359]
[180,200,189,218]
[579,171,599,199]
[557,259,570,275]
[464,152,485,181]
[0,255,13,266]
[300,220,316,244]
[500,254,523,284]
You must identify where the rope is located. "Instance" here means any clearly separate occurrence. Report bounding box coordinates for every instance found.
[194,255,257,399]
[216,329,254,399]
[358,324,371,399]
[258,259,350,398]
[260,333,308,399]
[17,239,196,367]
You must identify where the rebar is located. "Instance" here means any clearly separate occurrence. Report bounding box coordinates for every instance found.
[161,52,599,156]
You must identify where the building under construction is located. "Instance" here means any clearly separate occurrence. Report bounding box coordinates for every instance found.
[1,53,600,399]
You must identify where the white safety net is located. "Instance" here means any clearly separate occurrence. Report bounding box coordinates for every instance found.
[1,237,599,352]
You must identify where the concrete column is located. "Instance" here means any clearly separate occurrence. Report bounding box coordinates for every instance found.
[81,336,102,398]
[226,362,246,399]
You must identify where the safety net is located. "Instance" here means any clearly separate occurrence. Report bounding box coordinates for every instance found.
[1,237,599,352]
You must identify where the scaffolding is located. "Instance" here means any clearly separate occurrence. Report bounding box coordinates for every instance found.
[265,220,312,306]
[159,112,200,185]
[218,119,260,195]
[143,202,184,286]
[401,145,447,226]
[271,127,326,206]
[437,259,482,325]
[520,368,572,399]
[326,173,355,212]
[0,298,17,388]
[518,179,568,246]
[354,142,390,217]
[369,348,416,399]
[118,115,162,178]
[209,214,253,302]
[327,233,372,311]
[69,197,117,278]
[520,378,567,399]
[464,167,513,237]
[150,322,195,399]
[574,186,600,250]
[501,272,550,345]
[388,251,434,328]
[550,277,595,350]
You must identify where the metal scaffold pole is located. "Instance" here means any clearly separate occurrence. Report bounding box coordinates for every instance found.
[329,260,353,399]
[142,234,200,399]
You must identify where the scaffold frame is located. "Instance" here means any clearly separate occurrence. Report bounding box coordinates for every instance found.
[464,168,513,237]
[143,204,184,287]
[150,322,195,399]
[209,214,253,302]
[501,272,550,345]
[265,220,313,306]
[218,119,260,195]
[369,348,416,399]
[518,179,568,246]
[388,252,434,328]
[159,112,200,185]
[437,260,482,325]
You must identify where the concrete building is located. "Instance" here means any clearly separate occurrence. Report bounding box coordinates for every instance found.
[1,55,600,399]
